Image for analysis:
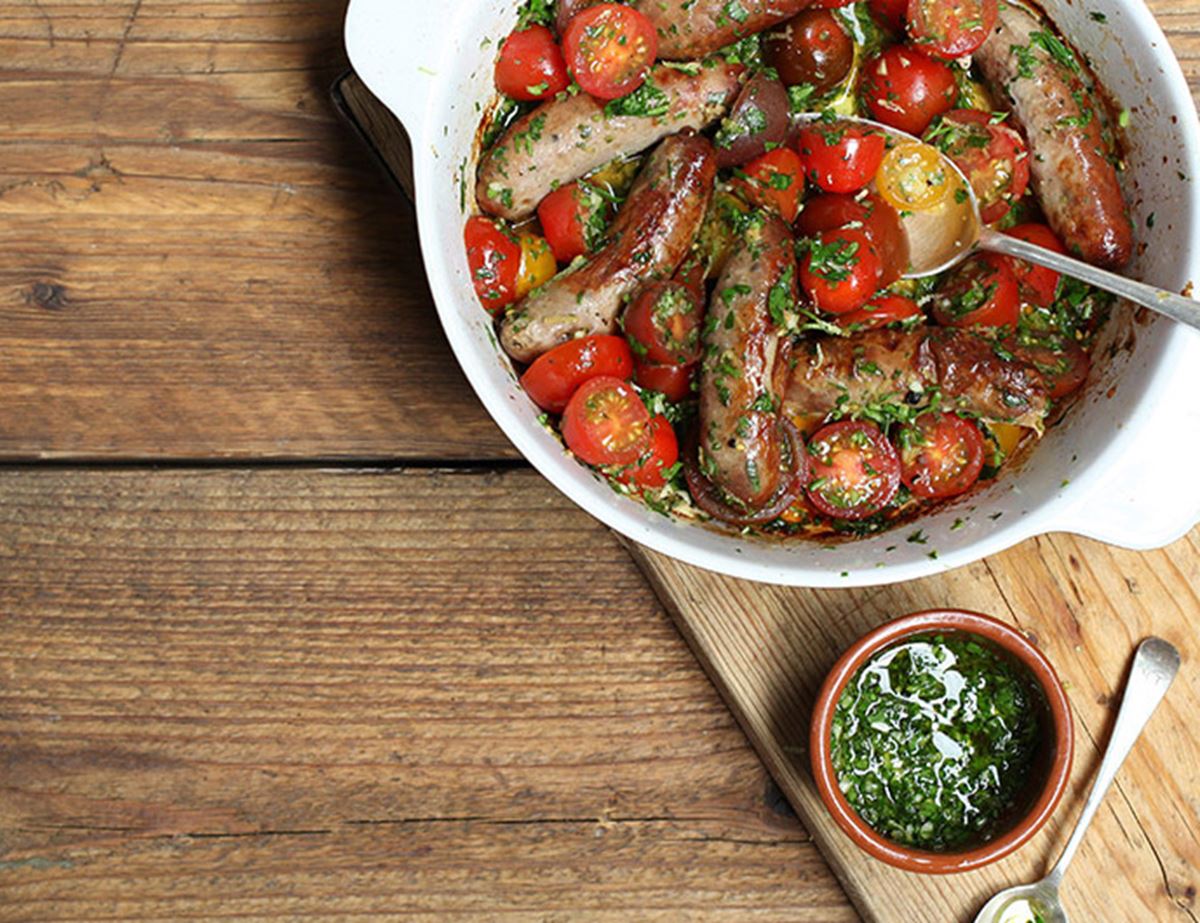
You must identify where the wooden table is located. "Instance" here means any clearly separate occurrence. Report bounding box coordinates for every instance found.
[0,1,1196,920]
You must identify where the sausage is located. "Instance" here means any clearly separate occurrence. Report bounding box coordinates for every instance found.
[555,0,811,60]
[499,131,717,363]
[975,1,1133,268]
[697,214,799,509]
[477,63,740,222]
[783,327,1051,431]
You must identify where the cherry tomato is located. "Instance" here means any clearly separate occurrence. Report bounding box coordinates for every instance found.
[800,228,884,314]
[562,4,658,101]
[811,0,856,6]
[731,148,806,223]
[617,416,680,489]
[898,412,987,500]
[1002,223,1065,306]
[875,141,953,212]
[521,335,635,413]
[495,25,570,101]
[515,232,557,298]
[838,294,923,330]
[465,216,521,312]
[930,252,1020,328]
[623,282,703,366]
[635,359,696,402]
[796,192,910,285]
[562,376,652,466]
[806,420,902,520]
[907,0,998,59]
[764,10,854,93]
[1009,337,1090,399]
[862,45,958,137]
[537,182,609,264]
[928,110,1029,224]
[797,124,887,195]
[869,0,910,31]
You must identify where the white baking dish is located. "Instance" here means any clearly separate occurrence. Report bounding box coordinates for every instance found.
[346,0,1200,587]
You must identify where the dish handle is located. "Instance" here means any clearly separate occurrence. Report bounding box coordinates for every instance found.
[343,0,451,140]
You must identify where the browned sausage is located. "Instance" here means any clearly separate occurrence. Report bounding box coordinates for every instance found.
[499,132,717,363]
[697,214,799,509]
[555,0,811,59]
[783,327,1051,430]
[477,63,740,222]
[975,1,1133,268]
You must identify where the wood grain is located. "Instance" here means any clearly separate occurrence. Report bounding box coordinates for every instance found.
[628,533,1200,923]
[0,467,854,921]
[0,0,516,462]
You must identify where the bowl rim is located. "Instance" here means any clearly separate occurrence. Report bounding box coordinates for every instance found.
[808,609,1075,874]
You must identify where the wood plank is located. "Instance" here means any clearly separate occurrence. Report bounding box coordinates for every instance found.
[0,0,516,461]
[0,467,854,921]
[627,534,1200,923]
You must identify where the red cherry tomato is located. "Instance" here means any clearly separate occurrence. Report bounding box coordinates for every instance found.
[731,148,806,223]
[862,45,958,136]
[796,124,887,195]
[562,4,658,101]
[810,0,856,6]
[806,420,902,520]
[907,0,998,59]
[898,412,987,500]
[465,216,522,312]
[928,110,1029,224]
[623,282,703,366]
[838,294,923,330]
[869,0,910,31]
[562,376,652,466]
[617,416,680,489]
[800,228,884,314]
[521,335,635,413]
[635,359,696,402]
[537,182,608,264]
[796,192,910,285]
[494,25,570,101]
[1009,337,1091,399]
[930,253,1020,328]
[1002,223,1066,306]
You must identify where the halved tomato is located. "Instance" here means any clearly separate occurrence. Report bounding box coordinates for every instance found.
[929,252,1020,328]
[1002,223,1066,306]
[806,420,902,520]
[838,294,924,331]
[897,412,986,500]
[521,335,634,413]
[623,281,704,366]
[799,228,884,315]
[928,110,1029,224]
[562,376,652,466]
[731,148,806,223]
[616,416,680,489]
[562,4,658,101]
[907,0,998,59]
[796,124,887,195]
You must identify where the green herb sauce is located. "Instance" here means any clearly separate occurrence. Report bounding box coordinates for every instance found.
[830,633,1043,851]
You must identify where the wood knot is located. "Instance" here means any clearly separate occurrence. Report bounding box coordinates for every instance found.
[29,281,68,311]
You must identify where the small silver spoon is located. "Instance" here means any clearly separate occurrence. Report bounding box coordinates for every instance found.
[971,637,1181,923]
[797,114,1200,333]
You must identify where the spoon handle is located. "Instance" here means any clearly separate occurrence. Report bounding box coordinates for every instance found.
[978,229,1200,333]
[1046,638,1181,888]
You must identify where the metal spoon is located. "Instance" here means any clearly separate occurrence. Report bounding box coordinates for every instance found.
[797,114,1200,333]
[971,637,1181,923]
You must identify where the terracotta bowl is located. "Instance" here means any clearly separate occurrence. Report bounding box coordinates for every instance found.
[809,609,1074,874]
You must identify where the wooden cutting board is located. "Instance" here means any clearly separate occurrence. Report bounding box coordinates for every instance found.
[335,72,1200,923]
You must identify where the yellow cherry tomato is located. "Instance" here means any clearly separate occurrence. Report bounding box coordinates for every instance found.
[515,232,557,298]
[876,142,953,213]
[987,422,1025,461]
